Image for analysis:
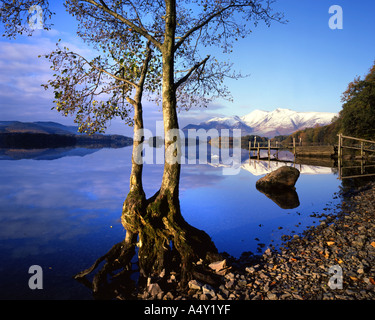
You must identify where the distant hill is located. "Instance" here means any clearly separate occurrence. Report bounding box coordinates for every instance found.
[0,121,132,149]
[0,121,79,135]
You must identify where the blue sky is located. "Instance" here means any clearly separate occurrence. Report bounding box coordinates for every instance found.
[0,0,374,135]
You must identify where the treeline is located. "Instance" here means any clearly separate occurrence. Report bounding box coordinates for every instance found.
[0,132,132,149]
[279,120,341,146]
[242,135,270,149]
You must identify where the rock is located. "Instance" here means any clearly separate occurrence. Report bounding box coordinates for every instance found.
[217,293,226,300]
[209,259,226,271]
[225,279,235,289]
[188,280,203,290]
[163,292,174,300]
[200,293,209,300]
[256,166,300,190]
[159,269,166,278]
[147,283,163,296]
[202,284,216,297]
[225,272,235,280]
[267,292,278,300]
[238,279,247,287]
[208,259,228,275]
[280,292,292,299]
[245,267,255,274]
[264,248,272,257]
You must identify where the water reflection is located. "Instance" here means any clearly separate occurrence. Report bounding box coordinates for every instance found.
[0,146,342,299]
[256,185,300,209]
[0,147,100,160]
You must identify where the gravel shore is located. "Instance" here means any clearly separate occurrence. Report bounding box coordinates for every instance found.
[140,181,375,301]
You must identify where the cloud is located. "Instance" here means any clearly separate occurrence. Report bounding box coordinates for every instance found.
[0,38,57,121]
[178,111,226,129]
[0,33,227,133]
[0,33,97,123]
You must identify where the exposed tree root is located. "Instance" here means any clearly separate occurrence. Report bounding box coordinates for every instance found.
[74,189,222,298]
[73,237,136,294]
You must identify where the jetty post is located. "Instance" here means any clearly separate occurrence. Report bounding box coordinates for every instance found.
[268,139,271,160]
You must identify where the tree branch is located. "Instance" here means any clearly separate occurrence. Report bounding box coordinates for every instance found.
[174,0,283,52]
[138,41,153,90]
[99,0,109,10]
[67,50,139,89]
[175,55,210,89]
[81,0,162,51]
[174,3,234,52]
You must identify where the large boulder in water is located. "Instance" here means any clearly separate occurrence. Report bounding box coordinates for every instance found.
[256,166,300,190]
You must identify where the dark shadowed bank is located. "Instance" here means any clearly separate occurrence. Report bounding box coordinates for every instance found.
[0,132,132,149]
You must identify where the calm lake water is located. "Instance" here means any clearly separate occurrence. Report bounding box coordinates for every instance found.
[0,146,342,299]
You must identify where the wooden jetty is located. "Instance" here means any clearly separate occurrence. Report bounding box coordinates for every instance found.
[295,145,335,158]
[248,138,281,160]
[248,137,335,160]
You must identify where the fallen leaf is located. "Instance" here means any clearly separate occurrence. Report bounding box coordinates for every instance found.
[369,278,375,285]
[371,242,375,248]
[327,241,335,246]
[350,276,358,281]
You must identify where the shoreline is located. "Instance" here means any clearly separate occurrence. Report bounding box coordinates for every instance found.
[138,181,375,301]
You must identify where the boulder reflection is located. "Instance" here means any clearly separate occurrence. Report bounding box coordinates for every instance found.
[256,185,300,209]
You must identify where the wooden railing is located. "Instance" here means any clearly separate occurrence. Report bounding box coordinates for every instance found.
[337,133,375,158]
[337,134,375,179]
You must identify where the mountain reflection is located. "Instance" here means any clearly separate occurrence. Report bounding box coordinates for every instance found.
[0,147,100,160]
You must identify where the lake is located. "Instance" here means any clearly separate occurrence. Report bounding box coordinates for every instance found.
[0,146,342,299]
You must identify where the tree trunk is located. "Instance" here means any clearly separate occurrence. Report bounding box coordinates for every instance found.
[121,97,146,237]
[135,0,220,285]
[74,1,220,294]
[74,88,146,294]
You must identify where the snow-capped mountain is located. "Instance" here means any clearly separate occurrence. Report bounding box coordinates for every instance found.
[183,108,337,138]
